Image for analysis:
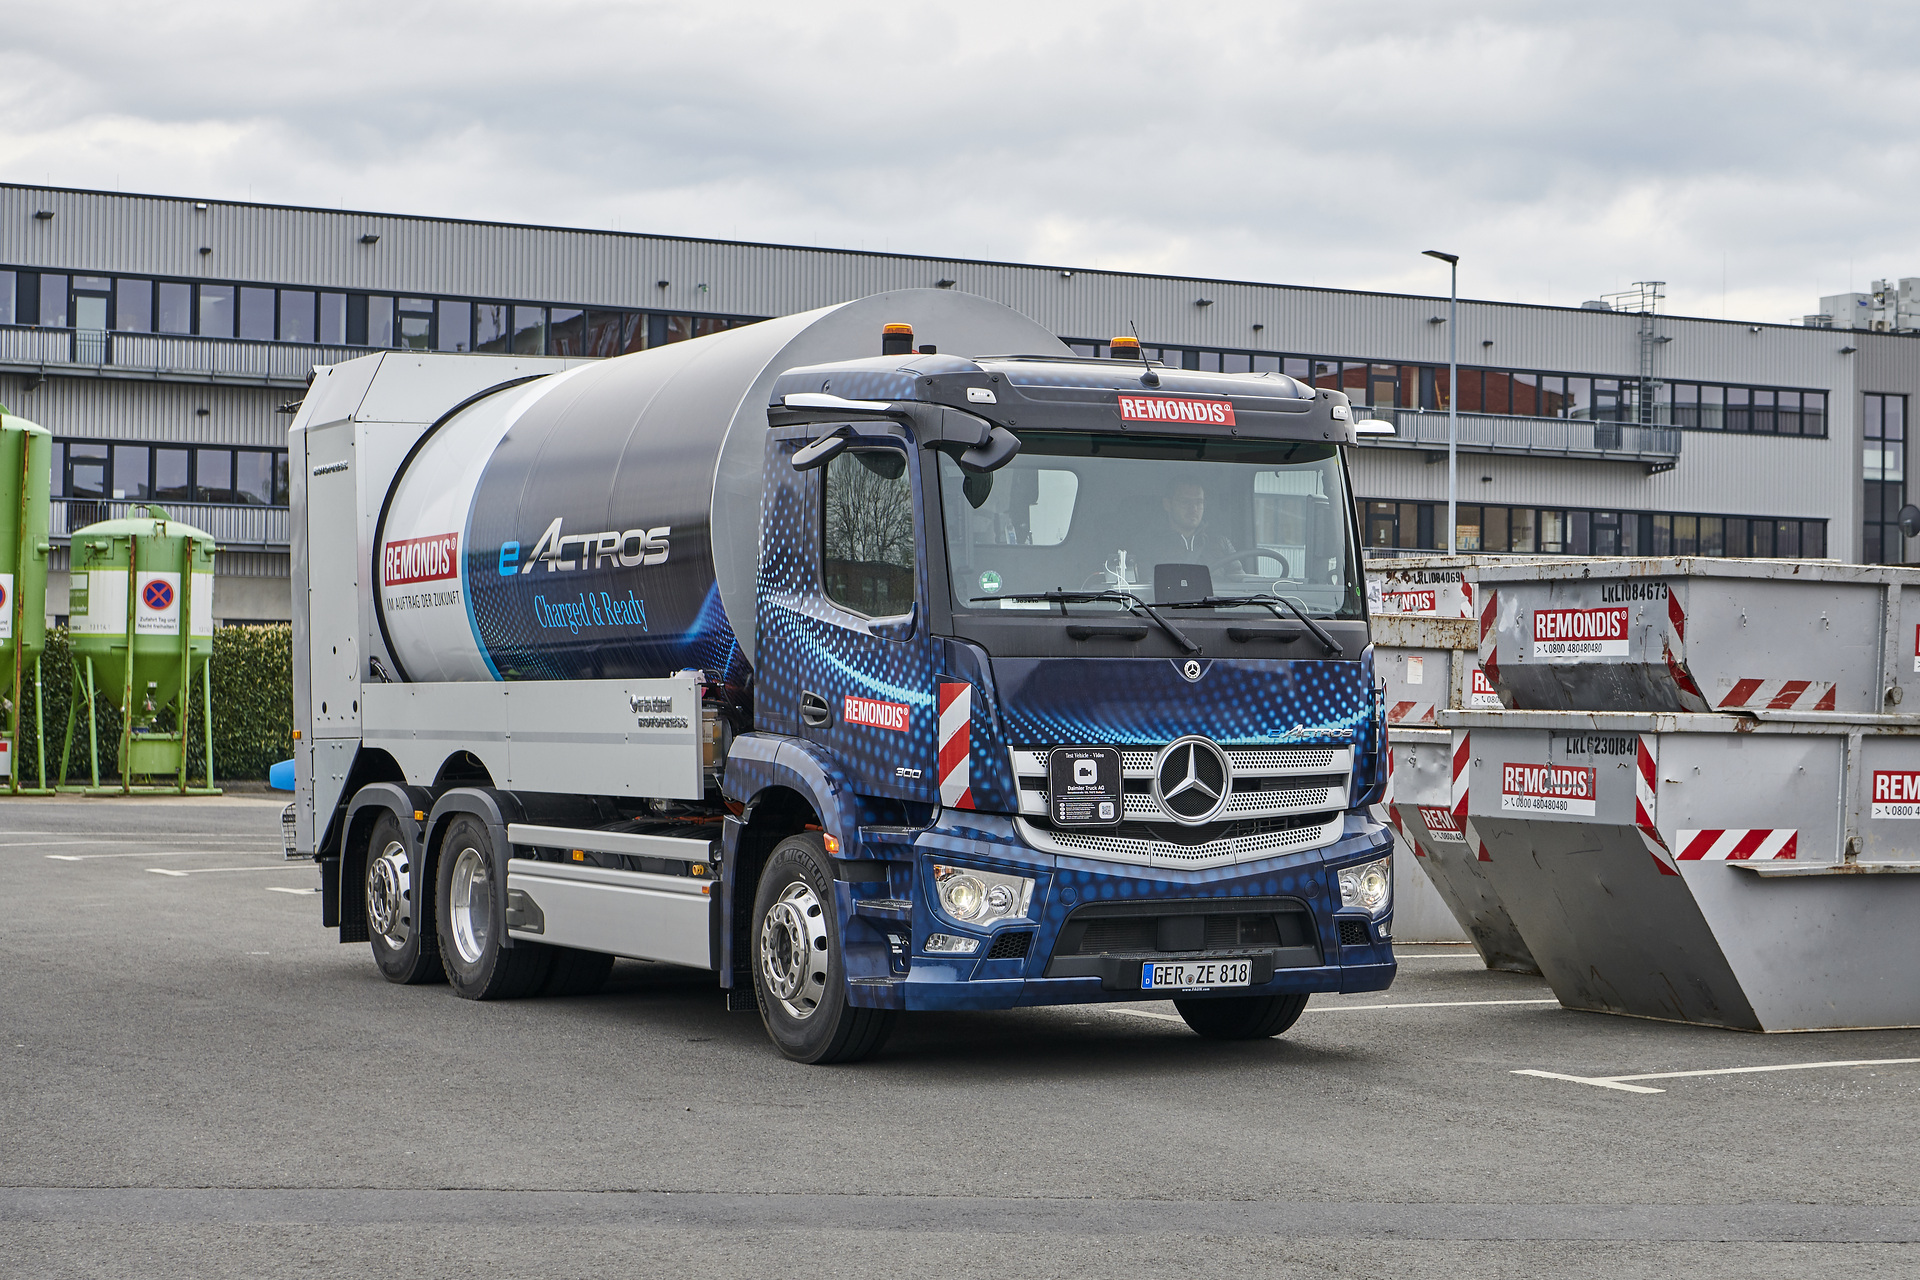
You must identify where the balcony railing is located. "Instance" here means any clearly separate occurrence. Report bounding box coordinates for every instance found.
[1,325,362,387]
[53,498,289,550]
[1351,406,1682,464]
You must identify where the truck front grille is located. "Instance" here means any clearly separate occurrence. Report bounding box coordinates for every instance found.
[1015,812,1343,869]
[1012,744,1352,828]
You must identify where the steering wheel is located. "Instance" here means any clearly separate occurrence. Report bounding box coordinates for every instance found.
[1210,548,1291,579]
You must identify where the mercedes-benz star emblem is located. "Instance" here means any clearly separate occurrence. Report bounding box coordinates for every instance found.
[1153,736,1232,825]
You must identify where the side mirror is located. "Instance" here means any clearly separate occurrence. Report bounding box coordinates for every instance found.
[791,429,849,472]
[1352,419,1396,437]
[1900,504,1920,540]
[870,602,918,642]
[957,426,1021,474]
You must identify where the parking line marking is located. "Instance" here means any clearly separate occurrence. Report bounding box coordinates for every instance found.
[1106,997,1559,1026]
[1314,998,1559,1012]
[1515,1057,1920,1095]
[1513,1069,1666,1094]
[265,887,317,895]
[50,849,278,860]
[147,866,298,877]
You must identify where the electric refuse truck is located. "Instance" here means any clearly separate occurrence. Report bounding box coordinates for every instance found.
[289,289,1395,1062]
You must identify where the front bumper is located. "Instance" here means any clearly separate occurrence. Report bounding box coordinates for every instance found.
[837,810,1396,1012]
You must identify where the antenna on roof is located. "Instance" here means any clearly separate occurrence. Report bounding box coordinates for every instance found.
[1128,321,1159,387]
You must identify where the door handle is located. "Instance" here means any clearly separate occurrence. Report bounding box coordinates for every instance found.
[800,690,830,727]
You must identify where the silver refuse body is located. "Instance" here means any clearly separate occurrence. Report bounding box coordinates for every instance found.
[1380,726,1535,967]
[1469,557,1920,715]
[1444,707,1920,1031]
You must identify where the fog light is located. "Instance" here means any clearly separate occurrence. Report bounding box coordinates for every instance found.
[1338,856,1393,915]
[932,864,1034,924]
[925,933,980,955]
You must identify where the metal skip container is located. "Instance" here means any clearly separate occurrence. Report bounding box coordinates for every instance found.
[1438,553,1920,1030]
[1471,557,1920,715]
[1448,708,1920,1031]
[1370,610,1535,967]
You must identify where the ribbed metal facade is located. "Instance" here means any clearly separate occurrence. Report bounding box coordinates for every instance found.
[5,375,284,447]
[4,181,1916,581]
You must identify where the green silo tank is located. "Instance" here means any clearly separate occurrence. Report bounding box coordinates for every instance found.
[0,405,52,786]
[66,505,216,781]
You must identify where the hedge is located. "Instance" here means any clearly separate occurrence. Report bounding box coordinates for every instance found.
[10,624,293,784]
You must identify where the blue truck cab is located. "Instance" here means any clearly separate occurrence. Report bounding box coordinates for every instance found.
[721,339,1394,1059]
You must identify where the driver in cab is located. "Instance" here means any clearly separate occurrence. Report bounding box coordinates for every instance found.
[1136,479,1235,570]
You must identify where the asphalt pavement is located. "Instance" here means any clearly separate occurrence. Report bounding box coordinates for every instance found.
[2,796,1916,1278]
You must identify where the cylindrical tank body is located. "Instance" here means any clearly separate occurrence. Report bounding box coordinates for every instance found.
[376,290,1066,685]
[0,407,52,695]
[68,507,216,710]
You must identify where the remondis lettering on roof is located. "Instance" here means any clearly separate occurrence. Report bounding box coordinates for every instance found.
[1116,396,1236,426]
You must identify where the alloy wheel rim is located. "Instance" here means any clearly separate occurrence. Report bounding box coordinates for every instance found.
[449,846,492,965]
[759,881,829,1020]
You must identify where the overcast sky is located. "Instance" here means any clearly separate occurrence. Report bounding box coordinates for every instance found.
[4,2,1912,323]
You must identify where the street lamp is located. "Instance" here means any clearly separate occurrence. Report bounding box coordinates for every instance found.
[1423,250,1460,555]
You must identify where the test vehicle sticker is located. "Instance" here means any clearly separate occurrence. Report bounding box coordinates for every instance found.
[1469,668,1502,708]
[1047,746,1122,827]
[1872,770,1920,819]
[1501,763,1597,815]
[842,695,910,733]
[1531,606,1630,660]
[1418,805,1467,843]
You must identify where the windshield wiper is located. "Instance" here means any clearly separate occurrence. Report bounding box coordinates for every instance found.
[1163,595,1344,656]
[971,590,1199,654]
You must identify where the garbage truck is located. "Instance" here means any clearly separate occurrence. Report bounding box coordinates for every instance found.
[288,289,1395,1062]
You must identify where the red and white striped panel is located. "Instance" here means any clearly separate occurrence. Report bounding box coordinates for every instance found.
[936,680,974,809]
[1630,734,1682,874]
[1450,731,1470,821]
[1477,589,1499,687]
[1388,700,1437,725]
[1717,679,1838,712]
[1675,828,1798,861]
[1662,593,1711,712]
[1375,747,1410,845]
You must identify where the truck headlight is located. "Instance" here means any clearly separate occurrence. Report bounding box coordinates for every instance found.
[1338,856,1392,916]
[933,864,1033,924]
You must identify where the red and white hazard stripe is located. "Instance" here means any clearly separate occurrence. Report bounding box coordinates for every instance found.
[1716,678,1838,712]
[1477,589,1500,688]
[1661,593,1712,712]
[1374,744,1408,844]
[1675,828,1798,861]
[1631,734,1678,875]
[1446,731,1491,860]
[936,680,974,809]
[1387,700,1437,726]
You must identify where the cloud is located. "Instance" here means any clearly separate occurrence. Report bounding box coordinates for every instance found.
[4,0,1913,322]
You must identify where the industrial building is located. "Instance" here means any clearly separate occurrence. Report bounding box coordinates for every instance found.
[2,182,1909,623]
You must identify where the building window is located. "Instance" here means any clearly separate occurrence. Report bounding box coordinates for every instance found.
[1360,497,1826,560]
[1864,392,1907,564]
[51,440,291,508]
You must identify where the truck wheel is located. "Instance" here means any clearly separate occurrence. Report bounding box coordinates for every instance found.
[1174,992,1310,1040]
[751,833,895,1064]
[365,811,444,985]
[540,947,615,997]
[436,815,552,1000]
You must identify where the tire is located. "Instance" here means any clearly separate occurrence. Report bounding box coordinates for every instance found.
[436,815,552,1000]
[540,946,615,997]
[364,810,444,985]
[1173,992,1310,1040]
[751,833,895,1064]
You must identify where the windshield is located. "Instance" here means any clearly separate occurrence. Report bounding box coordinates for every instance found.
[937,432,1363,618]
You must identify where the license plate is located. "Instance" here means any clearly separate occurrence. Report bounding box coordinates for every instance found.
[1141,959,1252,990]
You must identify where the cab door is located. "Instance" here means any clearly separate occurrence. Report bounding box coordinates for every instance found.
[764,431,937,804]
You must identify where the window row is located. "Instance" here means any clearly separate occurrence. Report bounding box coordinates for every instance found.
[1863,393,1908,565]
[1362,500,1828,559]
[0,269,761,357]
[52,440,289,507]
[1065,341,1828,437]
